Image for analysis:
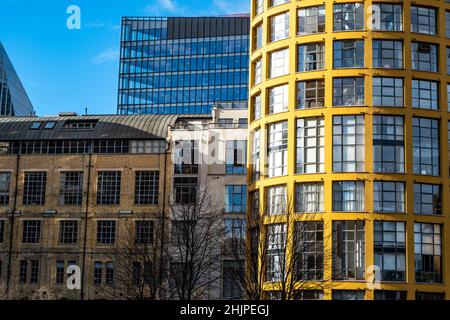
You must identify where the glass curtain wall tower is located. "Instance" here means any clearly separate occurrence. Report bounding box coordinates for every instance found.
[118,16,250,114]
[0,42,34,116]
[248,0,450,300]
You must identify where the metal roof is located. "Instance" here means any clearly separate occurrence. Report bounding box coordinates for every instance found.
[0,114,211,141]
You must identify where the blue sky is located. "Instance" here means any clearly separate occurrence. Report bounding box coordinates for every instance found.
[0,0,250,116]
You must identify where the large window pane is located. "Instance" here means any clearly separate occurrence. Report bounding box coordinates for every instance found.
[298,6,325,35]
[413,117,440,176]
[333,115,365,172]
[372,77,403,107]
[297,117,324,173]
[298,43,325,72]
[332,77,364,106]
[373,115,404,173]
[333,40,364,68]
[267,121,288,177]
[333,3,364,31]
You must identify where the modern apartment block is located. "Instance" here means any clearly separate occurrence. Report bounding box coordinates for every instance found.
[0,114,178,299]
[118,16,250,115]
[248,0,450,300]
[0,42,34,116]
[169,107,248,299]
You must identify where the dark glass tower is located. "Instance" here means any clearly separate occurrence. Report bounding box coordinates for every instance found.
[0,42,34,116]
[118,16,250,114]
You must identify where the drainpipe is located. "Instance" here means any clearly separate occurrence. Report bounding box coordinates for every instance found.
[158,129,171,299]
[80,147,93,300]
[5,153,20,297]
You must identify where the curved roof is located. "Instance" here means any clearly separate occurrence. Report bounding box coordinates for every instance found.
[0,114,210,141]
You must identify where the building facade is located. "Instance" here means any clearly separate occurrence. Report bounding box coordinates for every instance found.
[0,42,34,117]
[248,0,450,300]
[118,16,250,115]
[0,114,177,299]
[169,107,248,299]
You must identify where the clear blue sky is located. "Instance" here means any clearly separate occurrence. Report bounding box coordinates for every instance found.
[0,0,250,116]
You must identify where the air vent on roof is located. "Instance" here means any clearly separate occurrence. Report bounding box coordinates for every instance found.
[59,112,78,117]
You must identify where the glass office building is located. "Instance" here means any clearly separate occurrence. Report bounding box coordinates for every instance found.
[118,16,250,114]
[0,42,34,116]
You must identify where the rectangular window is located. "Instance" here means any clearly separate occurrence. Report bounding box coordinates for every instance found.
[298,5,325,35]
[94,262,103,284]
[22,220,41,244]
[297,42,325,72]
[373,115,405,173]
[333,40,364,68]
[56,261,65,284]
[135,171,159,205]
[293,290,324,300]
[268,84,288,114]
[295,182,324,213]
[225,185,247,213]
[416,292,445,300]
[0,172,11,205]
[267,121,288,177]
[332,221,365,280]
[266,185,286,215]
[372,40,403,68]
[97,221,116,245]
[173,177,197,204]
[59,220,78,244]
[269,48,289,78]
[251,129,261,181]
[412,79,439,110]
[371,3,402,31]
[373,181,405,213]
[106,262,114,284]
[411,6,436,35]
[414,223,442,283]
[252,94,261,120]
[59,171,83,205]
[296,117,324,173]
[332,290,365,300]
[30,260,39,284]
[295,221,323,281]
[447,47,450,74]
[266,224,286,282]
[414,183,441,215]
[271,0,289,7]
[19,260,27,284]
[372,77,403,107]
[411,42,438,72]
[374,221,406,282]
[226,141,247,174]
[23,172,47,205]
[255,0,263,15]
[448,85,450,111]
[222,260,244,299]
[254,24,263,50]
[174,140,199,174]
[332,77,364,106]
[296,79,325,109]
[374,291,407,300]
[413,117,440,176]
[446,11,450,38]
[135,220,154,244]
[224,218,246,240]
[333,3,364,31]
[270,12,289,42]
[0,220,4,243]
[250,190,260,219]
[333,115,365,172]
[97,171,121,205]
[254,58,262,85]
[332,181,365,212]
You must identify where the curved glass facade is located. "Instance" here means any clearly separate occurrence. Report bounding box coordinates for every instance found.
[248,0,450,300]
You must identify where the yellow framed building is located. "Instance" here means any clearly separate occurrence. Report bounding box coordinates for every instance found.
[247,0,450,300]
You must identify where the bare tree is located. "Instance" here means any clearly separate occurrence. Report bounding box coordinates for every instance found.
[108,217,166,300]
[229,193,333,300]
[166,185,224,300]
